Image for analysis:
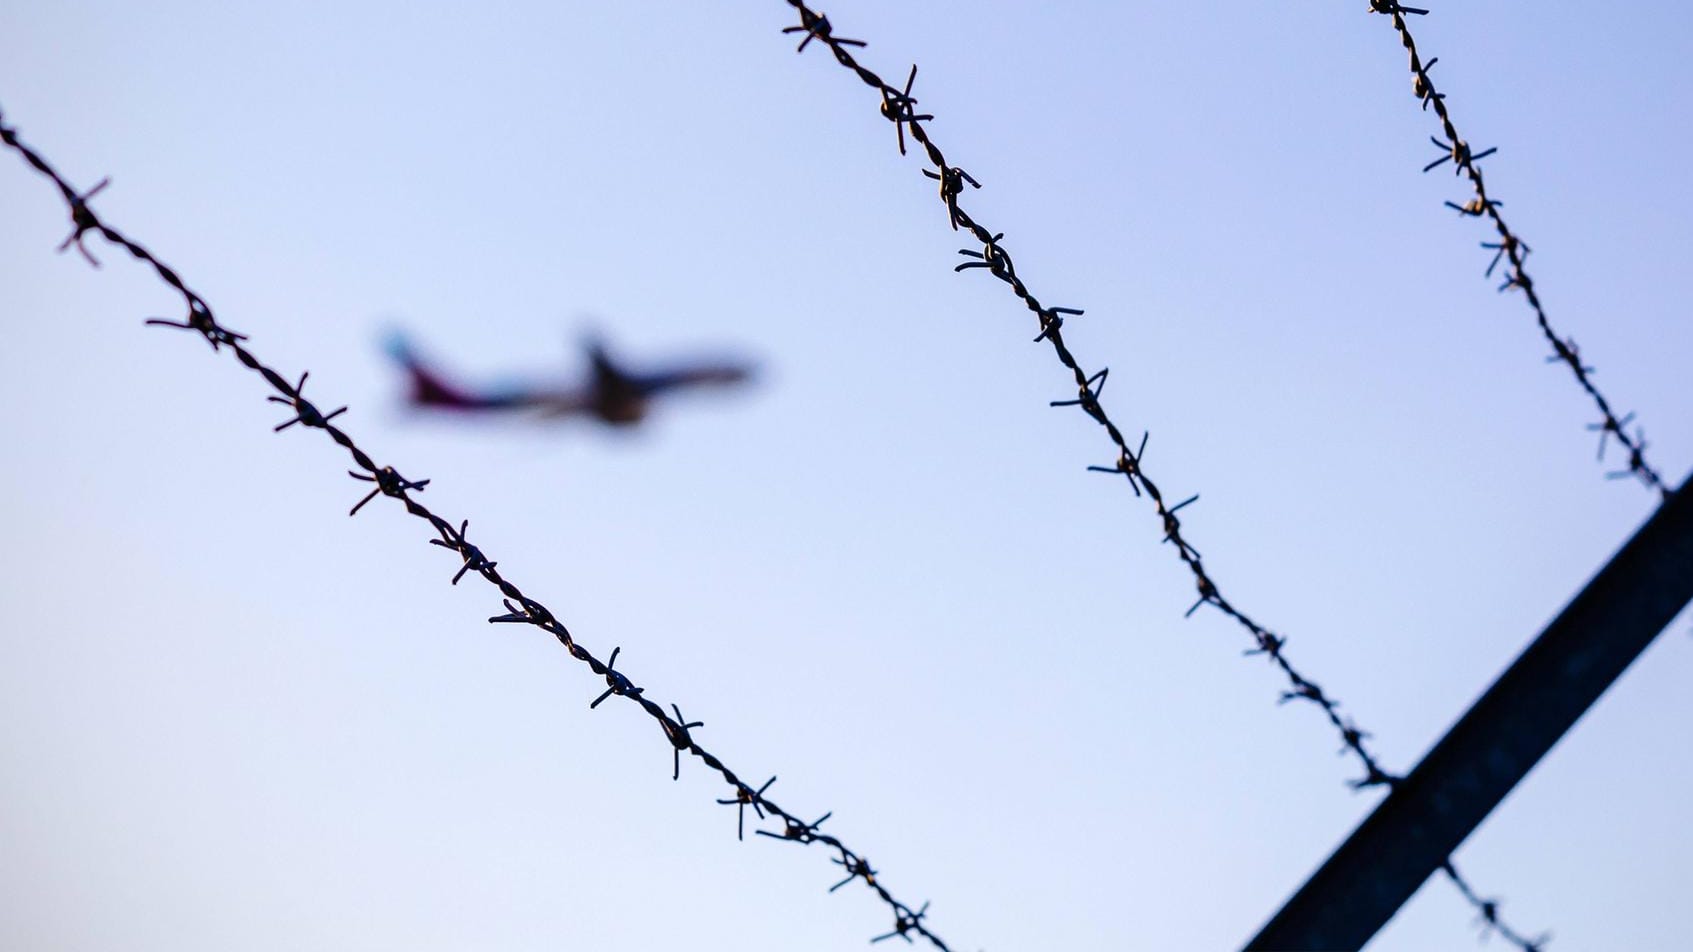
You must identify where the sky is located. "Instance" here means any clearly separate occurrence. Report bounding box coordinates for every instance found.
[1,2,1690,950]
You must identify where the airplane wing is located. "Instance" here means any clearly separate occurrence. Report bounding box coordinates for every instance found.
[631,360,754,397]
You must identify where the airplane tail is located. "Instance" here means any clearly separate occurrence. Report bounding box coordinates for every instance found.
[582,332,641,394]
[581,333,619,381]
[384,329,482,409]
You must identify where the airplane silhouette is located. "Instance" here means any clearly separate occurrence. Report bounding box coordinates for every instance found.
[386,330,754,426]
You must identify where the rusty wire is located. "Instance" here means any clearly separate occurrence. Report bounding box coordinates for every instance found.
[777,2,1552,947]
[0,105,957,952]
[1369,0,1667,498]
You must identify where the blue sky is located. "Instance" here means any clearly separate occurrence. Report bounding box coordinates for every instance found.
[2,2,1689,949]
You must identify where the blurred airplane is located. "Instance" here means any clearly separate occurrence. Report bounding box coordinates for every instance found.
[385,330,754,426]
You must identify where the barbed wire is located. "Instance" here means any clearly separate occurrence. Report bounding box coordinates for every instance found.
[776,3,1551,947]
[0,105,958,952]
[1367,0,1667,498]
[1442,859,1553,951]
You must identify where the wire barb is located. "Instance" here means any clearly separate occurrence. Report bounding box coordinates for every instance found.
[1369,1,1428,15]
[1424,135,1498,175]
[1604,427,1651,482]
[1413,56,1444,111]
[267,371,348,432]
[829,852,877,893]
[55,176,110,267]
[1445,196,1502,217]
[1244,631,1286,658]
[1547,336,1593,374]
[145,301,248,351]
[1086,445,1143,497]
[1348,762,1400,791]
[429,519,497,585]
[1480,236,1530,279]
[347,466,429,516]
[487,596,554,626]
[782,9,864,53]
[1586,411,1635,462]
[716,775,777,841]
[1337,720,1372,756]
[660,703,704,781]
[1033,305,1082,343]
[954,232,1014,281]
[589,646,644,709]
[873,901,930,944]
[880,65,933,156]
[922,164,980,230]
[756,810,831,845]
[1050,367,1109,408]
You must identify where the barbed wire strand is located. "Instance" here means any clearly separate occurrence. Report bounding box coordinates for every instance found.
[777,3,1552,947]
[1367,0,1667,498]
[0,105,956,952]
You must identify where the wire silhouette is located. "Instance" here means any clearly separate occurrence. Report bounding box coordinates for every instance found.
[777,3,1557,946]
[1,104,957,952]
[1369,2,1666,499]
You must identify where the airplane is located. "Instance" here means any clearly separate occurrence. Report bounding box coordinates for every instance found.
[385,330,755,426]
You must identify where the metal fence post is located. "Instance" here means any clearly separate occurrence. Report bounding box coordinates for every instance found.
[1247,474,1693,950]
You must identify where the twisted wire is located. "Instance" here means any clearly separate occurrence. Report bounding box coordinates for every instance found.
[1,104,955,952]
[777,4,1549,947]
[1368,0,1667,498]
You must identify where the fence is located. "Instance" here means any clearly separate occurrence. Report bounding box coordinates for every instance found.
[2,2,1681,948]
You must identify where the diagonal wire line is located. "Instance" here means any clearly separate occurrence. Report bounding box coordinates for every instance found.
[0,104,957,952]
[1367,0,1667,498]
[776,3,1550,947]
